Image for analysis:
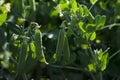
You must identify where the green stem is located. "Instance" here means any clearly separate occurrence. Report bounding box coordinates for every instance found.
[90,71,103,80]
[95,72,103,80]
[101,23,120,29]
[48,64,85,72]
[98,72,103,80]
[109,49,120,60]
[90,72,96,80]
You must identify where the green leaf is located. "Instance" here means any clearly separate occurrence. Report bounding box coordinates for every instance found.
[81,44,88,49]
[101,53,108,71]
[50,9,59,17]
[95,15,106,29]
[88,63,96,72]
[70,0,77,13]
[98,49,103,61]
[78,21,86,32]
[0,13,7,26]
[82,5,95,21]
[86,24,96,32]
[56,3,69,17]
[90,32,96,41]
[84,33,91,40]
[79,5,84,17]
[59,0,68,3]
[99,1,107,10]
[90,0,97,5]
[83,6,89,16]
[59,3,69,10]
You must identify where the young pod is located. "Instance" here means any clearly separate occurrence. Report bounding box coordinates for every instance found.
[34,29,48,64]
[34,29,43,60]
[62,35,70,65]
[17,38,28,75]
[55,29,65,62]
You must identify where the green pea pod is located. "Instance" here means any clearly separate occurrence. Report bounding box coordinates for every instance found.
[14,0,25,17]
[34,29,48,64]
[17,38,28,76]
[29,0,36,11]
[62,35,70,65]
[34,29,43,59]
[55,29,65,62]
[29,0,36,21]
[24,42,37,73]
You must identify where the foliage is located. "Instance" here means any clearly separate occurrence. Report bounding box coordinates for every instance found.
[0,0,120,80]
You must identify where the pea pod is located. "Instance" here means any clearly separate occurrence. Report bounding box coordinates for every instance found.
[24,42,37,73]
[62,35,70,65]
[17,38,28,76]
[55,29,65,62]
[13,0,25,17]
[34,29,48,64]
[29,0,36,11]
[34,29,43,59]
[29,0,36,21]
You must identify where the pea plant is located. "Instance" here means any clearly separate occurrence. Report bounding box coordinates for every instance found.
[0,0,120,80]
[52,0,108,79]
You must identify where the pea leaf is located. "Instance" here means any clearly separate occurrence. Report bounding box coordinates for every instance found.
[71,0,77,13]
[101,53,108,71]
[0,12,7,26]
[95,15,106,29]
[83,6,89,16]
[79,5,84,17]
[98,49,103,61]
[59,3,69,10]
[90,32,96,41]
[90,0,97,5]
[78,21,86,32]
[0,4,10,26]
[86,24,96,32]
[88,63,96,72]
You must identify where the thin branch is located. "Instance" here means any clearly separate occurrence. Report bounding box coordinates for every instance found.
[103,47,110,54]
[101,23,120,30]
[48,64,85,72]
[109,49,120,60]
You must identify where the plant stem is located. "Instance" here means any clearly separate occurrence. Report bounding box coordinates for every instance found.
[90,72,96,80]
[95,71,103,80]
[99,72,103,80]
[90,71,103,80]
[109,49,120,60]
[101,23,120,29]
[48,64,85,72]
